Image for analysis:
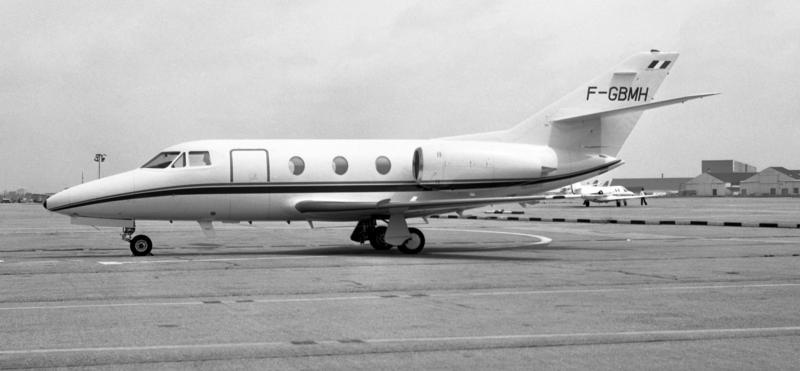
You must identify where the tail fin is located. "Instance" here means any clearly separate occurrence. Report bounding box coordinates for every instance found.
[454,51,715,157]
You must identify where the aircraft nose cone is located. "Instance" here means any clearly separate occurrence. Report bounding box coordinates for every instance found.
[44,189,71,213]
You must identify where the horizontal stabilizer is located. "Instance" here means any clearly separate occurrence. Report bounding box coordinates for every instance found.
[551,93,719,123]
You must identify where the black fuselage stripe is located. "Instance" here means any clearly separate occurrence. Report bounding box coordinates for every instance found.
[49,160,620,212]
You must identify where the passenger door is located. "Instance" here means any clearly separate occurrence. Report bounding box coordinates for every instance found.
[229,149,270,221]
[230,149,269,183]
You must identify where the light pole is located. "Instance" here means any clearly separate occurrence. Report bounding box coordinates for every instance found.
[94,153,107,179]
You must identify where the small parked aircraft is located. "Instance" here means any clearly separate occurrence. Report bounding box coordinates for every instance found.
[45,50,715,255]
[572,181,665,207]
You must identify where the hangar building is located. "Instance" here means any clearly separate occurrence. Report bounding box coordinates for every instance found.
[680,172,754,196]
[740,167,800,196]
[598,160,800,197]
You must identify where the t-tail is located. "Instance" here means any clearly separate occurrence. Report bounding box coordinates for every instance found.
[453,50,717,160]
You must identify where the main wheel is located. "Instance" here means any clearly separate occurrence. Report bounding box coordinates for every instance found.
[583,200,590,207]
[369,226,392,250]
[130,235,153,256]
[616,201,621,207]
[397,228,425,255]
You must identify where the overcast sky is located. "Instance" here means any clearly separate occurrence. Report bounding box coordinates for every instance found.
[2,0,799,192]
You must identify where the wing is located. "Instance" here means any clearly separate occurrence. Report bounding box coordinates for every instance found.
[295,194,580,220]
[590,192,667,201]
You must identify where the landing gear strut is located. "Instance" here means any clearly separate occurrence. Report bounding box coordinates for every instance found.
[350,219,426,254]
[121,226,152,256]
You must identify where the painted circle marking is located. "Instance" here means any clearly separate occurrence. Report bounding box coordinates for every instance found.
[426,227,552,245]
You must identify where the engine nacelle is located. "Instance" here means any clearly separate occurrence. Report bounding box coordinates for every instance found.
[412,141,557,186]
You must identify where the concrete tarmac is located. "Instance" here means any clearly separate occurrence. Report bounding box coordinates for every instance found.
[1,202,800,369]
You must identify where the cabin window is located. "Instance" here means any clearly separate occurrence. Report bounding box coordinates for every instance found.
[332,156,348,175]
[171,153,186,168]
[375,156,391,175]
[142,152,181,169]
[289,156,305,175]
[188,151,211,166]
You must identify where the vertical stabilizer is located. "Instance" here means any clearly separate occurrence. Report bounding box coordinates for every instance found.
[518,51,678,156]
[452,51,681,158]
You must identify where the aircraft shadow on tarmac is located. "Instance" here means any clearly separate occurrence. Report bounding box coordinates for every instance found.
[21,240,623,262]
[134,243,583,262]
[265,244,561,262]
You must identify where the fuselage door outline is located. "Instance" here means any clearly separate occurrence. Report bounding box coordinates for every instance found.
[230,149,270,183]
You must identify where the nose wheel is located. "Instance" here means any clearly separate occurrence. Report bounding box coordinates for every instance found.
[121,226,153,256]
[129,235,153,256]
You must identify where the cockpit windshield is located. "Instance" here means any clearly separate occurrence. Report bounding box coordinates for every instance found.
[141,152,181,169]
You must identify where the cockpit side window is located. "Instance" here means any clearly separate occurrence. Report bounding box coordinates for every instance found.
[188,151,211,166]
[142,152,181,169]
[171,153,186,168]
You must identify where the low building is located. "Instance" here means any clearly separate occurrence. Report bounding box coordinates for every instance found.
[740,167,800,196]
[680,172,754,196]
[701,160,757,174]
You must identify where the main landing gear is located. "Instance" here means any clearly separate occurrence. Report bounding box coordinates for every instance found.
[350,219,426,254]
[122,227,153,256]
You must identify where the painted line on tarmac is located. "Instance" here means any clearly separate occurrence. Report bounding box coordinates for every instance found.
[431,214,800,229]
[97,255,324,265]
[2,326,800,355]
[366,326,800,344]
[2,282,799,312]
[426,227,552,245]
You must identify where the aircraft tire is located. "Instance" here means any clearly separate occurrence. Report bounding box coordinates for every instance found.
[369,226,393,250]
[616,201,621,207]
[583,201,590,207]
[130,235,153,256]
[397,228,425,255]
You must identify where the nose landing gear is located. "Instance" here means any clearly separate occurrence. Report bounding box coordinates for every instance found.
[122,227,153,256]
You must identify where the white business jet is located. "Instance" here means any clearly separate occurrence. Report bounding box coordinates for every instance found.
[573,181,665,207]
[45,50,715,256]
